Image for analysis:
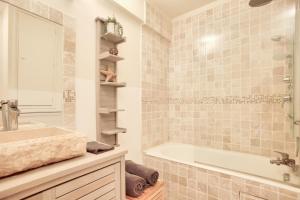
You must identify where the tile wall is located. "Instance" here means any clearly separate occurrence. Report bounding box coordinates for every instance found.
[169,0,296,157]
[141,1,171,149]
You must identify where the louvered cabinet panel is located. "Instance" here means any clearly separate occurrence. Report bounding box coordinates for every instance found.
[24,162,121,200]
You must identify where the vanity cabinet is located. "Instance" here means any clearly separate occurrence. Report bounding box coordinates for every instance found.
[25,163,120,200]
[0,148,127,200]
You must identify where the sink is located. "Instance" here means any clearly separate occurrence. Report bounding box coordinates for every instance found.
[0,127,87,178]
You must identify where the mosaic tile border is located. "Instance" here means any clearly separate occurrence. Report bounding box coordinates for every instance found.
[142,94,284,104]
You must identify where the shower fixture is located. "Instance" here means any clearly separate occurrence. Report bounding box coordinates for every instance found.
[283,76,292,83]
[249,0,273,7]
[282,95,292,107]
[271,35,282,42]
[273,54,292,60]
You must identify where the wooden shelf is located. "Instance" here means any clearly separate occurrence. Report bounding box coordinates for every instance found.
[101,32,126,44]
[99,52,124,62]
[126,181,164,200]
[101,128,126,135]
[100,82,126,87]
[98,108,125,114]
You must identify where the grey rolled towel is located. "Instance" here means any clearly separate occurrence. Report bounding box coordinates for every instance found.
[126,172,146,197]
[125,160,159,186]
[86,141,114,154]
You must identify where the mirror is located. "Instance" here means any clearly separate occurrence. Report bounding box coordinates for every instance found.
[0,2,63,126]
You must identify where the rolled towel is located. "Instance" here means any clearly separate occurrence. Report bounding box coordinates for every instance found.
[125,160,159,186]
[126,172,146,197]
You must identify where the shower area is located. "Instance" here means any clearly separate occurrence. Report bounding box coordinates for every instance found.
[143,0,300,199]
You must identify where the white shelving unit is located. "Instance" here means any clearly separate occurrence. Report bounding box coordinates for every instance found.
[95,17,126,146]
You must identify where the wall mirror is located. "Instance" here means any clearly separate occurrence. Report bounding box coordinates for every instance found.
[0,2,63,125]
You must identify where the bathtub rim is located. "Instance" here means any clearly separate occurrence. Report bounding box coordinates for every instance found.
[144,142,300,193]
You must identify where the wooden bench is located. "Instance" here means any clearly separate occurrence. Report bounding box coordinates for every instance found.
[126,181,164,200]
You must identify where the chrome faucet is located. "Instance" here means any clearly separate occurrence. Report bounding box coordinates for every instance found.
[270,151,296,171]
[0,100,20,131]
[282,95,292,107]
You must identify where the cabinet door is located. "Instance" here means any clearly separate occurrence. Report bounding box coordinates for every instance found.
[55,162,121,200]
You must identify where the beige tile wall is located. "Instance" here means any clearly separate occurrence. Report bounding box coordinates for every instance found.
[141,2,171,149]
[144,155,300,200]
[169,0,296,157]
[3,0,76,129]
[145,1,172,40]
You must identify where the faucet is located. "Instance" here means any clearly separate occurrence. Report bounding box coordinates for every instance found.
[0,100,20,131]
[270,151,296,171]
[282,95,291,107]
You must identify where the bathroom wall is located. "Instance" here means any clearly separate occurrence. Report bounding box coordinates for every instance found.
[1,0,144,162]
[169,0,296,157]
[112,0,144,21]
[141,1,171,149]
[294,0,300,140]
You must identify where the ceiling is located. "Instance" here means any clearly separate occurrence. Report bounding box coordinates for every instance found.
[148,0,217,18]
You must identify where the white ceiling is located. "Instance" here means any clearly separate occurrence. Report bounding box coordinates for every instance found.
[148,0,217,18]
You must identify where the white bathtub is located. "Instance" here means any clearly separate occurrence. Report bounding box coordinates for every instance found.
[145,143,300,193]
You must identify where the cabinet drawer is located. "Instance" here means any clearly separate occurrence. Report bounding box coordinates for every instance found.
[240,192,266,200]
[95,189,116,200]
[79,183,115,200]
[56,162,120,200]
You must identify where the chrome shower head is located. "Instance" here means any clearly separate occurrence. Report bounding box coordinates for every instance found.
[249,0,273,7]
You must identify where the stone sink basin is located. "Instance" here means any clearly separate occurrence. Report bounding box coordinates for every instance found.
[0,127,87,178]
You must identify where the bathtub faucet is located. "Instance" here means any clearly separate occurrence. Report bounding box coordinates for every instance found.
[270,151,296,171]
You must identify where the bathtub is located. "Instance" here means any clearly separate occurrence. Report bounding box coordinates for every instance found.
[144,143,300,193]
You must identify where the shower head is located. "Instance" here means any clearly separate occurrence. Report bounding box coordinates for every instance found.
[249,0,273,7]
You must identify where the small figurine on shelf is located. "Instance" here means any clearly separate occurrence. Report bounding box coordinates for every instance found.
[109,47,118,56]
[101,68,116,82]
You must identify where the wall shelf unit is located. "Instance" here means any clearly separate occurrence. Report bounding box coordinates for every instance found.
[95,17,126,146]
[101,32,126,44]
[98,108,125,114]
[99,52,124,62]
[100,82,126,87]
[102,128,127,135]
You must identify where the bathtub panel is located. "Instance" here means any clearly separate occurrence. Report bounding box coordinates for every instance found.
[144,155,300,200]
